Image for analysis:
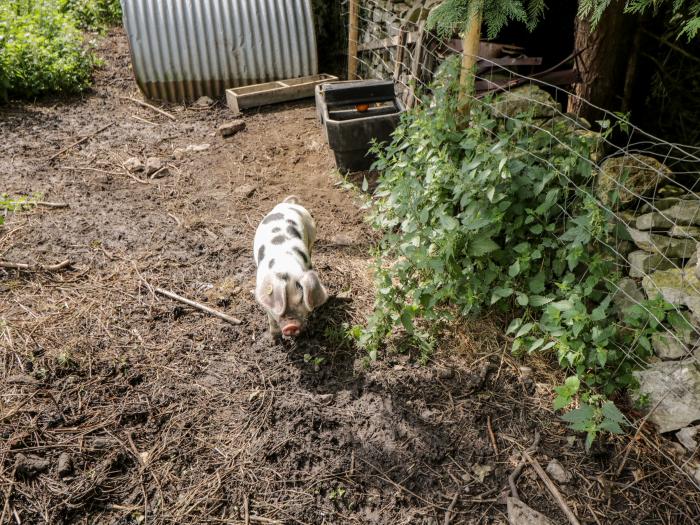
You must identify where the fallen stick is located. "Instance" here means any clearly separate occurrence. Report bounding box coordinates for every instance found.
[486,415,499,455]
[47,122,114,161]
[243,494,250,525]
[522,449,581,525]
[0,260,72,272]
[507,431,541,500]
[153,286,242,325]
[130,114,157,126]
[36,201,69,208]
[123,96,176,121]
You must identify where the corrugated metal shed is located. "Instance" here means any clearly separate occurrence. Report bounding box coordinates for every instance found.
[121,0,318,102]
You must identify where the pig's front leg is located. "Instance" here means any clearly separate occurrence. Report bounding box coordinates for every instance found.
[268,312,282,339]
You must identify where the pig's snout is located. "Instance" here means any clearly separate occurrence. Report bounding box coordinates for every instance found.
[282,322,301,337]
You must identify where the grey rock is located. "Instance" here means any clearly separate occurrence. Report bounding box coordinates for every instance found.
[612,277,644,319]
[641,197,682,213]
[635,212,674,231]
[545,459,571,483]
[144,157,164,176]
[664,201,700,226]
[124,157,144,172]
[642,268,700,311]
[507,497,554,525]
[173,143,211,160]
[629,250,678,278]
[652,332,689,360]
[676,426,698,452]
[234,184,256,198]
[332,233,355,246]
[218,119,246,137]
[14,453,50,479]
[628,228,696,258]
[192,96,214,108]
[669,224,700,240]
[597,155,671,209]
[633,359,700,433]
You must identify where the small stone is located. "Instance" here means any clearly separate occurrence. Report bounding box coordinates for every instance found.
[234,184,256,198]
[144,157,164,176]
[14,453,50,480]
[669,224,700,240]
[635,212,674,231]
[652,332,689,360]
[218,119,246,137]
[519,366,533,378]
[633,359,700,433]
[192,96,214,108]
[57,452,73,477]
[628,228,696,258]
[545,459,571,483]
[173,143,211,160]
[507,497,555,525]
[124,157,144,172]
[332,233,355,246]
[629,250,678,278]
[676,426,699,452]
[437,368,454,379]
[640,197,681,213]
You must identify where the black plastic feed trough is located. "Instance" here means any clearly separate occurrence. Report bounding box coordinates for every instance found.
[315,80,405,173]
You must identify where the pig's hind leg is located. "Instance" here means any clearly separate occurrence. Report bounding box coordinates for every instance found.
[268,312,282,339]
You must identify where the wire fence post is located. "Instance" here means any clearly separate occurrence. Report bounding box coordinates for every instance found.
[458,7,482,117]
[347,0,359,79]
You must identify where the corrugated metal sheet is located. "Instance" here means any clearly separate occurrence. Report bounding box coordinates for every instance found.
[121,0,318,102]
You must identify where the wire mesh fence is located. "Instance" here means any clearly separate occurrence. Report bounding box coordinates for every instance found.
[340,0,700,502]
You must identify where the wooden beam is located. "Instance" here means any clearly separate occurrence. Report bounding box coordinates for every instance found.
[406,22,426,109]
[393,26,408,81]
[348,0,359,79]
[458,9,482,115]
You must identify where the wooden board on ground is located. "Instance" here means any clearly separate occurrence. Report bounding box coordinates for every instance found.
[226,74,338,114]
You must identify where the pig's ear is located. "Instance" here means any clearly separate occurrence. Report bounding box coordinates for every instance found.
[256,274,286,316]
[301,270,328,310]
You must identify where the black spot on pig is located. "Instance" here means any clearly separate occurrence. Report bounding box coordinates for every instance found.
[271,235,287,245]
[257,245,265,264]
[262,212,284,224]
[287,225,302,239]
[269,258,275,268]
[292,247,309,268]
[272,227,281,233]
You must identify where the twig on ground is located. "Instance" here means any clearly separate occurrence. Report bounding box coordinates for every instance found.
[507,431,541,501]
[487,415,499,455]
[120,164,151,185]
[61,166,123,176]
[47,122,114,161]
[243,494,250,525]
[36,201,69,208]
[248,517,281,524]
[0,260,72,272]
[123,97,176,121]
[522,448,581,525]
[131,114,158,126]
[444,488,460,525]
[153,286,242,325]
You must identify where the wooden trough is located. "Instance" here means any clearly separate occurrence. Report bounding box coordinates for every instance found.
[226,73,338,114]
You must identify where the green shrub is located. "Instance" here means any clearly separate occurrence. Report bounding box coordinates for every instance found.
[0,0,98,99]
[60,0,123,30]
[357,58,659,447]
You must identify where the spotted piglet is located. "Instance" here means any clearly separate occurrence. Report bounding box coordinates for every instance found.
[254,196,328,338]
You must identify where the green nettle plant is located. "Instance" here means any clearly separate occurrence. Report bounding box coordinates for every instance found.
[0,0,98,100]
[355,57,669,447]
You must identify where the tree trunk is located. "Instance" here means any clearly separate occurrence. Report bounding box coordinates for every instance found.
[568,0,635,123]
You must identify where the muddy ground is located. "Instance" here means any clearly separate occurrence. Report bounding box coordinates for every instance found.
[2,29,699,525]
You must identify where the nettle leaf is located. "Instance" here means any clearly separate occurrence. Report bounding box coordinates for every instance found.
[491,287,513,304]
[529,272,546,294]
[506,318,522,335]
[529,295,553,307]
[601,401,626,425]
[516,292,529,306]
[515,322,535,339]
[469,237,500,256]
[561,403,594,430]
[508,260,521,277]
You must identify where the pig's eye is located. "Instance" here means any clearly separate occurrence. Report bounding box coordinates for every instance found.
[295,282,303,294]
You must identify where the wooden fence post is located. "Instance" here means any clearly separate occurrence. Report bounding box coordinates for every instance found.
[348,0,359,80]
[458,7,482,116]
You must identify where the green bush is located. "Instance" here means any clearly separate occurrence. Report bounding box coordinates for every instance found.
[357,58,662,447]
[60,0,123,30]
[0,0,98,99]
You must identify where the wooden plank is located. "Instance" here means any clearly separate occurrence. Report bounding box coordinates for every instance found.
[226,74,338,113]
[348,0,359,79]
[393,26,408,81]
[406,22,425,110]
[458,9,482,115]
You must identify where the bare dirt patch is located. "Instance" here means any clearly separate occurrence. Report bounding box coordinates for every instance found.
[2,29,699,525]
